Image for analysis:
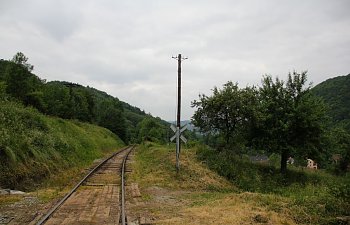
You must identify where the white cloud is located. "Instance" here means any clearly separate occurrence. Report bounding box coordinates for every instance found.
[1,0,349,120]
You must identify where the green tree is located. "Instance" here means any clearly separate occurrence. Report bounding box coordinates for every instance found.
[192,82,257,148]
[12,52,34,72]
[42,82,71,118]
[98,100,127,141]
[4,53,44,109]
[137,116,167,143]
[256,71,328,173]
[69,88,92,122]
[43,82,95,122]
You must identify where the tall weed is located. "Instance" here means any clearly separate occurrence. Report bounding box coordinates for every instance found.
[0,100,124,190]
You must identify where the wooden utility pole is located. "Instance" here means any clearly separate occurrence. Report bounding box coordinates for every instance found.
[170,54,188,172]
[177,54,182,130]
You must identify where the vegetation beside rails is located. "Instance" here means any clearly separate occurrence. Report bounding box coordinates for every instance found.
[196,145,350,224]
[0,100,124,190]
[130,142,233,191]
[129,143,296,224]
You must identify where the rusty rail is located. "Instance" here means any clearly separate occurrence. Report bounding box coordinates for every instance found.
[120,146,133,225]
[36,146,133,225]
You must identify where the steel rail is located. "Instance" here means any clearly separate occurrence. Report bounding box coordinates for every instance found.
[120,146,133,225]
[36,146,131,225]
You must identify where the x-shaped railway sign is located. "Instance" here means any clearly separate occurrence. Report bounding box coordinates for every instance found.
[170,124,187,143]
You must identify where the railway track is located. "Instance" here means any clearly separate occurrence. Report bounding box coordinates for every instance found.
[36,146,134,225]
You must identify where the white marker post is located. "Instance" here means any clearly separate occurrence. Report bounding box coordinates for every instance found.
[170,124,187,171]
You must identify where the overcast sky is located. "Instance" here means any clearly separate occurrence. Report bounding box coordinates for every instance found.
[1,0,349,121]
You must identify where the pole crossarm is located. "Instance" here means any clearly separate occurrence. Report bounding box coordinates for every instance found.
[172,55,188,61]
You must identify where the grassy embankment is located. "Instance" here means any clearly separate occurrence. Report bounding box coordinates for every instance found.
[0,100,124,191]
[129,143,350,225]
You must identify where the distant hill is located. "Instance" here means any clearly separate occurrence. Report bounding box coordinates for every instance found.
[312,74,350,131]
[0,54,169,144]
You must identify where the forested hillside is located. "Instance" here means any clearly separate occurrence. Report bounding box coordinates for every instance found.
[0,53,170,144]
[0,52,171,189]
[312,74,350,131]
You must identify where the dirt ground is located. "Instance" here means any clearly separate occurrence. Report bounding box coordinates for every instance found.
[125,183,296,225]
[0,193,44,224]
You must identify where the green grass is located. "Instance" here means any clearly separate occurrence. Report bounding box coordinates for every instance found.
[130,142,234,191]
[127,142,350,224]
[128,143,299,224]
[0,100,124,190]
[196,144,350,224]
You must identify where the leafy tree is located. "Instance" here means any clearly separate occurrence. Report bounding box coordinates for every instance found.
[12,52,34,72]
[24,91,46,112]
[137,116,167,143]
[42,82,95,122]
[256,71,328,173]
[98,100,127,141]
[0,60,11,81]
[192,71,328,174]
[5,61,32,100]
[69,88,92,122]
[192,82,257,148]
[3,53,44,108]
[42,82,71,118]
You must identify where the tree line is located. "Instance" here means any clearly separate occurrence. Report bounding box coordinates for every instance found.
[0,52,170,144]
[192,71,350,174]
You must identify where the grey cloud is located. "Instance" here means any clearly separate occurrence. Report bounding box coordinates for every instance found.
[1,0,349,120]
[0,0,83,41]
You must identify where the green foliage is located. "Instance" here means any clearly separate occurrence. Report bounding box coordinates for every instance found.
[268,153,281,167]
[122,104,147,143]
[42,82,71,118]
[0,54,44,108]
[11,52,34,72]
[192,82,258,148]
[98,100,126,141]
[0,99,124,190]
[137,116,168,143]
[1,53,168,143]
[312,74,350,131]
[42,82,95,122]
[196,145,350,224]
[192,71,329,173]
[0,81,8,100]
[326,128,350,173]
[257,71,328,172]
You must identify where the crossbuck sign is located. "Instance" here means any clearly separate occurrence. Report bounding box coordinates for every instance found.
[170,124,187,171]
